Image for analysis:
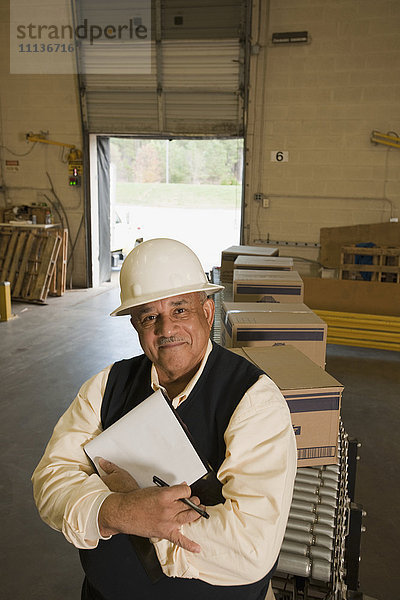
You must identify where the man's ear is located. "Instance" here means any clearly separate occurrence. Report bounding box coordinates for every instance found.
[203,297,215,329]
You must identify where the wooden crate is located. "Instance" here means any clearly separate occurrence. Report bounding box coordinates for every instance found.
[339,245,400,283]
[320,222,400,268]
[0,225,63,303]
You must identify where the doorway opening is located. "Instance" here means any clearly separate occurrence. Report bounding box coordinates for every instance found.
[108,138,243,274]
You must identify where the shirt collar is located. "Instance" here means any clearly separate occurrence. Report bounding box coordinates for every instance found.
[151,339,213,408]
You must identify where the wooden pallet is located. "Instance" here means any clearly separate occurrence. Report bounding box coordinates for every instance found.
[339,245,400,283]
[49,228,68,296]
[0,226,63,303]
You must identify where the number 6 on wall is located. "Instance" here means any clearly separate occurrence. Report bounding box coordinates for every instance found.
[270,151,289,162]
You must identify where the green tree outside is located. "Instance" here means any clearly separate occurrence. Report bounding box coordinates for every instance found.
[110,138,243,186]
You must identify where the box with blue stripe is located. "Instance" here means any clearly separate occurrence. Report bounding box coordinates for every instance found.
[222,305,327,369]
[233,269,304,303]
[221,301,312,328]
[220,245,279,283]
[228,345,343,467]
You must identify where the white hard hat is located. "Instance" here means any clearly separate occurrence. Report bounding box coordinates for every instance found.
[111,238,224,316]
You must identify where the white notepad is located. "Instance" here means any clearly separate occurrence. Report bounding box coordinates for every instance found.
[84,389,208,488]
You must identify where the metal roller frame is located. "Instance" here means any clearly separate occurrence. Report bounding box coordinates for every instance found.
[273,422,365,600]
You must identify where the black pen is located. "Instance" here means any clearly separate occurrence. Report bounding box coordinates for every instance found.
[152,475,210,519]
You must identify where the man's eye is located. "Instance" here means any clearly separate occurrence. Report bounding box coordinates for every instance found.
[174,308,186,315]
[142,315,156,324]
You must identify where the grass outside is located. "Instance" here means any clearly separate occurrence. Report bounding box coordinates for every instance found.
[116,182,242,209]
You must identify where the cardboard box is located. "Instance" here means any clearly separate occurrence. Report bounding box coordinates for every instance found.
[233,269,304,303]
[221,301,313,331]
[30,205,50,224]
[303,276,400,317]
[234,255,293,271]
[220,245,279,283]
[2,208,17,222]
[222,308,327,368]
[229,345,342,466]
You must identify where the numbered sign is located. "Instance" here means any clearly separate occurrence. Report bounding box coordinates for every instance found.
[271,151,289,163]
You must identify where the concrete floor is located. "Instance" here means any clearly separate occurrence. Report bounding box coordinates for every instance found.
[1,279,399,599]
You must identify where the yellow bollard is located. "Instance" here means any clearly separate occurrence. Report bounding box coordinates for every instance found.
[0,281,12,322]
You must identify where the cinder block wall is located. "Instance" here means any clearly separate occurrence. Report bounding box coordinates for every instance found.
[2,0,399,284]
[0,0,87,286]
[245,0,400,264]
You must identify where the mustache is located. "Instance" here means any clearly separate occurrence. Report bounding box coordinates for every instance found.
[157,336,187,346]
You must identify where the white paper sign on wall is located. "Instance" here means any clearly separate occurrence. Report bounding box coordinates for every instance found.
[270,151,289,162]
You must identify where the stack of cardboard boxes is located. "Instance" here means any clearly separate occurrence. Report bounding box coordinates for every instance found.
[220,245,279,283]
[219,245,342,468]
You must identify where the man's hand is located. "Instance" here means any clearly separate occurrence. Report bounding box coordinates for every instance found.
[98,459,202,553]
[98,458,139,493]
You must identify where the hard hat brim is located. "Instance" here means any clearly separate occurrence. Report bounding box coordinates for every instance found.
[110,282,224,316]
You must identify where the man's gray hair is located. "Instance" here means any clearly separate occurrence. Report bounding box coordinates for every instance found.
[197,291,208,304]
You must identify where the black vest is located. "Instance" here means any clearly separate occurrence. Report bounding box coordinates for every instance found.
[80,343,275,600]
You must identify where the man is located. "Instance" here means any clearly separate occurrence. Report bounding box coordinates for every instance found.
[32,238,296,600]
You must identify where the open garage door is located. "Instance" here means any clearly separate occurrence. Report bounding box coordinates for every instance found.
[74,0,250,136]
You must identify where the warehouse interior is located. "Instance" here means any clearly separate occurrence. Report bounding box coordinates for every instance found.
[1,1,400,599]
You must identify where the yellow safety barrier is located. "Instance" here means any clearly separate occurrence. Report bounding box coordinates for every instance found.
[314,310,400,352]
[327,337,400,352]
[0,281,12,322]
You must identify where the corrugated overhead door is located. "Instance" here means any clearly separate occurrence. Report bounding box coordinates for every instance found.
[74,0,249,135]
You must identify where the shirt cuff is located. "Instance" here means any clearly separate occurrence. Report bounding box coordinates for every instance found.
[87,490,114,543]
[152,537,199,579]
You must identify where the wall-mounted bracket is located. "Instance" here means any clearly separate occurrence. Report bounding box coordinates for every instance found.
[370,130,400,149]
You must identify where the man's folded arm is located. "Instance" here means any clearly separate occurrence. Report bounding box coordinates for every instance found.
[152,375,297,586]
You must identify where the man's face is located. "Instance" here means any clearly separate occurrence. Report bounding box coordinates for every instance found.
[130,292,215,384]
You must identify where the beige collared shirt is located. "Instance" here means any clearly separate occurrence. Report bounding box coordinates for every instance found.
[32,341,296,586]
